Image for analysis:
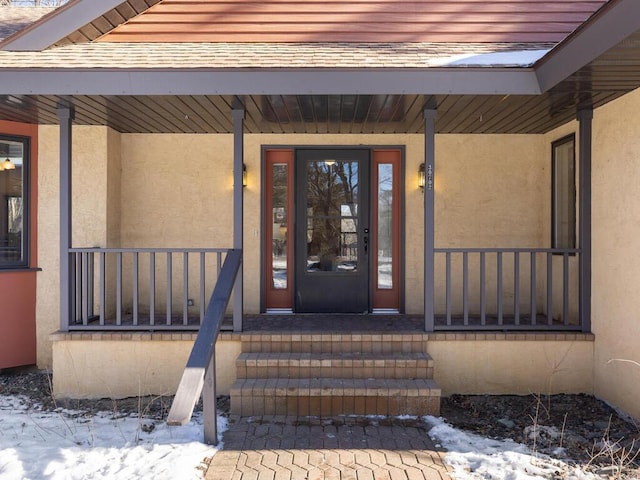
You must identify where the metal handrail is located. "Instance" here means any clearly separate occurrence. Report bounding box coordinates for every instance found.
[166,249,242,445]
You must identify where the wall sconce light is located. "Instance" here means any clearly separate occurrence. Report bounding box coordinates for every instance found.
[242,164,247,187]
[418,163,425,189]
[0,158,16,171]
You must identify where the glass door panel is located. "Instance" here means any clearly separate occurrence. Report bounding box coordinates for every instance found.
[295,149,369,313]
[271,164,288,289]
[305,160,359,273]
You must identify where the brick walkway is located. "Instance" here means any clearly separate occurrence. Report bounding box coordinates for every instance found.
[206,415,451,479]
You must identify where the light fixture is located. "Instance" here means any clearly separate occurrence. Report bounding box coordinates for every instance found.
[418,163,425,189]
[0,158,15,171]
[242,164,247,187]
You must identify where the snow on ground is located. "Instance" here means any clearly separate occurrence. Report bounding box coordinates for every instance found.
[425,416,600,480]
[0,392,612,480]
[0,395,225,480]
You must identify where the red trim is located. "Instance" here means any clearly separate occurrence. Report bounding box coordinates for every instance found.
[264,149,294,309]
[371,149,402,310]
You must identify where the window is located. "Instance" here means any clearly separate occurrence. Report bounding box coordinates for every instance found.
[552,135,576,249]
[0,135,29,268]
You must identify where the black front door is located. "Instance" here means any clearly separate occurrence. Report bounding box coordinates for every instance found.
[295,149,370,312]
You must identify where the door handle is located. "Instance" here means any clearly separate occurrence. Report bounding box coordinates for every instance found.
[363,228,369,254]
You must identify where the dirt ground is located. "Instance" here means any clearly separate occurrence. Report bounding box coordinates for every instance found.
[441,394,640,479]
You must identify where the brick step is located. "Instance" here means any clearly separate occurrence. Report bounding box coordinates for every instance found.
[230,378,441,417]
[241,333,428,354]
[236,352,434,379]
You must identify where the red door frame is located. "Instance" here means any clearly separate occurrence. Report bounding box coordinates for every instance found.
[262,147,403,312]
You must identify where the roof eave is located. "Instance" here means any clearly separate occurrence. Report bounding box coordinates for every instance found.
[0,0,126,51]
[535,0,640,92]
[0,67,541,96]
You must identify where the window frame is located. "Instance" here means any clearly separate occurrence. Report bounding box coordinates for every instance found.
[551,134,576,251]
[0,134,30,270]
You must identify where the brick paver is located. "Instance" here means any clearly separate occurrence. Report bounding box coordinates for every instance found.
[205,415,451,480]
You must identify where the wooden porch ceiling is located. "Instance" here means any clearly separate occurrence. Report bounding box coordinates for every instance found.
[0,87,626,135]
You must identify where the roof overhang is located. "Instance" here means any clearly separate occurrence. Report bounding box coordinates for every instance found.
[535,0,640,91]
[0,0,126,51]
[1,0,640,134]
[0,68,541,96]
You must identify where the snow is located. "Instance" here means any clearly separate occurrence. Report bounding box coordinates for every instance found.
[425,416,599,480]
[0,391,609,480]
[428,49,549,67]
[0,395,225,480]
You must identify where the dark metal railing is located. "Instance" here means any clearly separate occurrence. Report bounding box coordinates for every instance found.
[67,247,231,330]
[167,249,242,445]
[433,248,581,330]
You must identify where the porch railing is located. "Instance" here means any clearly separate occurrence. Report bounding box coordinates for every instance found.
[66,247,232,331]
[167,249,242,445]
[433,248,581,331]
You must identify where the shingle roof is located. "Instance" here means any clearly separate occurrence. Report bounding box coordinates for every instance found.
[0,41,554,69]
[0,6,55,42]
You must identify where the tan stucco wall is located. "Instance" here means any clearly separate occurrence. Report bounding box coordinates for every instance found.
[52,335,241,398]
[589,87,640,420]
[36,125,121,368]
[429,337,593,395]
[51,334,591,399]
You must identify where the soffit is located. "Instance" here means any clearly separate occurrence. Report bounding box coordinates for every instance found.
[0,88,626,135]
[54,0,162,46]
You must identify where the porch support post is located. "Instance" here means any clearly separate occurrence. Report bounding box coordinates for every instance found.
[232,108,244,332]
[423,107,437,332]
[577,108,593,333]
[57,104,74,332]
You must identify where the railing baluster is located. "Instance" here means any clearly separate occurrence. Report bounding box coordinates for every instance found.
[217,252,222,278]
[514,252,520,325]
[547,252,553,326]
[200,252,206,324]
[150,253,155,326]
[75,252,81,324]
[82,251,89,325]
[116,252,122,326]
[70,252,77,325]
[133,252,139,326]
[183,252,189,326]
[88,252,95,319]
[167,252,173,326]
[446,252,452,325]
[99,251,105,325]
[463,251,469,326]
[563,253,570,325]
[530,252,536,325]
[480,252,486,325]
[497,252,503,325]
